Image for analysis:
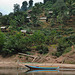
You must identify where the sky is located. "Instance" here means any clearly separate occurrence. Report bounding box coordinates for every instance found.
[0,0,43,15]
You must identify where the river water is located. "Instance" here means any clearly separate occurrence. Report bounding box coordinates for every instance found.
[0,69,75,75]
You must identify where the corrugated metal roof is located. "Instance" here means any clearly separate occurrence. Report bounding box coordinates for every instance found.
[1,26,6,29]
[27,16,30,19]
[21,30,27,33]
[39,17,47,20]
[49,11,53,13]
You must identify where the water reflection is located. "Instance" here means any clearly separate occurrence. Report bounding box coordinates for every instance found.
[0,69,75,75]
[25,70,59,73]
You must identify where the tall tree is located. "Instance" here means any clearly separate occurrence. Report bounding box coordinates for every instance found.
[0,12,2,16]
[52,0,56,3]
[21,1,28,11]
[0,15,9,25]
[44,0,56,4]
[52,0,67,12]
[44,0,49,4]
[0,31,6,51]
[13,3,20,12]
[32,3,42,16]
[66,0,75,15]
[0,12,2,25]
[29,0,33,7]
[64,0,75,3]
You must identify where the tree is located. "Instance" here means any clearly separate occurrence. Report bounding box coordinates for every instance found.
[0,12,2,25]
[21,1,28,11]
[64,0,75,3]
[52,0,56,3]
[44,1,53,10]
[53,0,67,11]
[52,0,67,15]
[0,12,2,16]
[31,15,39,27]
[56,37,72,57]
[32,3,42,16]
[0,31,6,52]
[66,0,75,15]
[2,32,32,55]
[13,3,20,12]
[31,30,45,45]
[44,0,56,4]
[9,12,28,29]
[0,15,9,25]
[44,0,49,4]
[29,0,33,7]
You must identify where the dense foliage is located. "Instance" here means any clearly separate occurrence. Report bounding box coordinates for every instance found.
[0,0,75,56]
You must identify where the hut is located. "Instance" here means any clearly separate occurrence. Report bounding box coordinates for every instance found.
[26,16,31,21]
[39,17,47,22]
[21,30,27,33]
[21,30,27,35]
[49,11,53,15]
[27,10,32,16]
[0,26,7,32]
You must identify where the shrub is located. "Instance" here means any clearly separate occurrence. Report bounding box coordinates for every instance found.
[55,37,73,57]
[26,28,32,34]
[2,33,31,55]
[72,9,75,15]
[31,30,46,45]
[64,47,71,54]
[36,45,49,54]
[0,31,6,53]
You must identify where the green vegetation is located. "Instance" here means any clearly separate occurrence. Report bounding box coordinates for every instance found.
[0,0,75,57]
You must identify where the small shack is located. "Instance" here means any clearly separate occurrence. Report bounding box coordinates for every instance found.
[26,16,31,21]
[39,17,47,22]
[27,10,32,15]
[0,26,7,32]
[21,30,27,33]
[21,30,27,35]
[49,11,53,15]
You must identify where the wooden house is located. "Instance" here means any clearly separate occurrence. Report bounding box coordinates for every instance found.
[21,30,27,33]
[21,30,27,35]
[49,11,53,15]
[27,10,32,16]
[26,16,31,21]
[0,26,7,32]
[39,17,47,22]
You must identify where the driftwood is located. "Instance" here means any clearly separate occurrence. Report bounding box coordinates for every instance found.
[18,53,50,63]
[37,52,50,63]
[18,53,39,62]
[18,53,36,58]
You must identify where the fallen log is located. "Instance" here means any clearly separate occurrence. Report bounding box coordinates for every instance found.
[18,53,36,58]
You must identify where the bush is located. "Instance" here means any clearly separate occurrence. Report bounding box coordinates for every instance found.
[26,28,32,34]
[36,45,49,54]
[0,31,6,52]
[64,47,71,54]
[2,33,31,55]
[55,37,73,57]
[72,9,75,15]
[31,30,46,45]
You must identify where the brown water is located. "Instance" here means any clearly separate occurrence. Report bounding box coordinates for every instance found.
[0,69,75,75]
